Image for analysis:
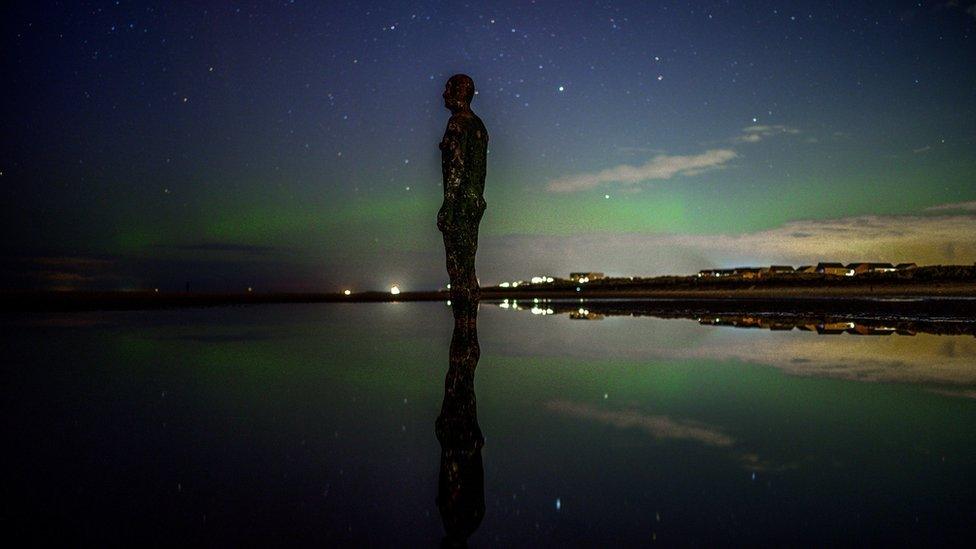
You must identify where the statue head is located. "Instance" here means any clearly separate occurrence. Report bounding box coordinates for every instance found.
[443,74,475,113]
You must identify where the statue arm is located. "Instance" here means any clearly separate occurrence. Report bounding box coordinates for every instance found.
[444,118,467,199]
[438,118,467,231]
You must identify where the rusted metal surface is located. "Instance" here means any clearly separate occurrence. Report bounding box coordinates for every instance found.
[438,74,488,314]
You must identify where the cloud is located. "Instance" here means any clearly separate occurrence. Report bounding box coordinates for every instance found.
[546,149,737,193]
[0,255,121,290]
[925,201,976,212]
[547,123,805,193]
[616,146,667,155]
[484,307,976,389]
[546,400,735,446]
[912,145,931,154]
[939,1,976,18]
[929,389,976,400]
[680,331,976,387]
[30,256,115,268]
[544,399,801,471]
[155,242,288,254]
[732,125,801,144]
[479,209,976,279]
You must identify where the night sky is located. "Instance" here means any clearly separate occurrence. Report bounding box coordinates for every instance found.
[3,1,975,292]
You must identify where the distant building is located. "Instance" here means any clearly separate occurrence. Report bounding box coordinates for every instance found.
[698,269,736,277]
[817,321,855,334]
[760,265,795,277]
[847,262,896,275]
[849,324,896,336]
[699,317,736,327]
[733,316,762,328]
[570,272,604,283]
[816,262,854,276]
[796,265,817,274]
[733,267,762,279]
[895,263,917,270]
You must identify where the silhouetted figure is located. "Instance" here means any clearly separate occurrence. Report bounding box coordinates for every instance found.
[435,305,485,546]
[438,74,488,315]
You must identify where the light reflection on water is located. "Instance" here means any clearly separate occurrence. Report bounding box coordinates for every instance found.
[1,303,974,545]
[488,301,976,388]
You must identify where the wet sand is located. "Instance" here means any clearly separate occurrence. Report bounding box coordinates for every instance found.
[1,283,974,313]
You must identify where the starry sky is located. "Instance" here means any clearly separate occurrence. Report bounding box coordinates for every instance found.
[2,0,975,292]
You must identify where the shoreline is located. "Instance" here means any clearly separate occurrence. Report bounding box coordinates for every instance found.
[1,283,974,313]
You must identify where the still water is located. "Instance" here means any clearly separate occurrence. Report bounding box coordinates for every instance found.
[3,302,975,545]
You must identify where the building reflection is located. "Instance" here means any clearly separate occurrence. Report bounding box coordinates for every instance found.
[695,315,911,335]
[435,304,484,546]
[495,299,976,336]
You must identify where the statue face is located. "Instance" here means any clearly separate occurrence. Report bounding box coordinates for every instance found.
[442,83,454,109]
[443,74,474,112]
[443,81,463,111]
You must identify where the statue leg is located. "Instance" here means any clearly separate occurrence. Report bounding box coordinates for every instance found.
[443,228,480,317]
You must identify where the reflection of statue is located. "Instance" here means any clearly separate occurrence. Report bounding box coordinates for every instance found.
[435,306,484,545]
[438,74,488,314]
[436,74,487,545]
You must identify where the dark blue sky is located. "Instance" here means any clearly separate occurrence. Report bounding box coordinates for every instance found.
[2,1,975,291]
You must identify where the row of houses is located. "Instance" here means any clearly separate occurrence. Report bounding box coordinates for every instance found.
[697,316,913,335]
[569,272,605,283]
[698,262,917,279]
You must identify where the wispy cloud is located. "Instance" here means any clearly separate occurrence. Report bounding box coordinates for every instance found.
[732,125,801,143]
[544,400,804,471]
[155,242,288,254]
[548,124,805,193]
[615,146,667,155]
[546,400,735,446]
[547,149,737,193]
[941,1,976,19]
[30,256,115,268]
[924,200,976,212]
[0,255,120,291]
[929,388,976,400]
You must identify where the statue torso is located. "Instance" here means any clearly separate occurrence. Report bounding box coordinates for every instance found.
[440,112,488,200]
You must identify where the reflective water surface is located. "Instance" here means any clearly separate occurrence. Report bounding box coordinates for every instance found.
[3,303,975,545]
